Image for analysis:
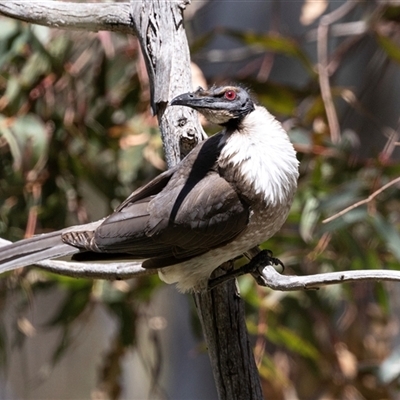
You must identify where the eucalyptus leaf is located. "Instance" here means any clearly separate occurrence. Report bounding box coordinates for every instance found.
[300,195,319,242]
[377,345,400,384]
[0,19,18,41]
[0,114,22,170]
[371,213,400,262]
[11,114,49,171]
[45,285,93,327]
[20,52,51,87]
[222,28,315,76]
[267,325,319,360]
[375,34,400,65]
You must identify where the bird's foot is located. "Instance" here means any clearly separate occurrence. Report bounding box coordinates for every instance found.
[207,250,284,290]
[247,250,284,287]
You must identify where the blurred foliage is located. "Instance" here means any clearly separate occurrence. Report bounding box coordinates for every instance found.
[1,1,400,399]
[0,19,164,399]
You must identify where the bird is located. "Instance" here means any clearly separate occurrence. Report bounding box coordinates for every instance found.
[0,85,299,292]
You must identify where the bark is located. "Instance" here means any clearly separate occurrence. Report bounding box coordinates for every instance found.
[195,271,264,400]
[130,0,207,166]
[0,2,133,33]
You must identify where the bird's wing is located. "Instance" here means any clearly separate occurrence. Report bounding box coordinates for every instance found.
[64,132,250,268]
[90,171,250,267]
[114,166,177,212]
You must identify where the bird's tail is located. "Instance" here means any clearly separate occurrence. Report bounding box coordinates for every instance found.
[0,220,106,274]
[0,230,80,274]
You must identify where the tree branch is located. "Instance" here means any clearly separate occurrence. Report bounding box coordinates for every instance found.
[260,265,400,291]
[37,259,151,280]
[317,0,359,144]
[0,2,133,34]
[130,0,207,164]
[195,273,264,400]
[0,238,153,280]
[5,233,399,293]
[128,2,263,397]
[323,176,400,223]
[210,251,400,292]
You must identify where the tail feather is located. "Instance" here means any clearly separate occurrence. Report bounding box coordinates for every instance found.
[0,220,106,274]
[0,230,80,274]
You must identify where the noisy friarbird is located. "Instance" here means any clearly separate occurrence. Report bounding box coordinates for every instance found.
[0,86,299,292]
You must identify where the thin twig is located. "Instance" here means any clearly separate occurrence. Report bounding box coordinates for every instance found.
[380,125,400,162]
[317,0,359,144]
[323,176,400,223]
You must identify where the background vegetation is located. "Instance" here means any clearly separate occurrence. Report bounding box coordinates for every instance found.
[1,1,400,399]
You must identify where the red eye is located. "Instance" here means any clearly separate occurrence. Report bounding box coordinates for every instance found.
[224,90,236,101]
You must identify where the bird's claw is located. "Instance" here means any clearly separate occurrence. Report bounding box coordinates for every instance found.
[207,249,285,290]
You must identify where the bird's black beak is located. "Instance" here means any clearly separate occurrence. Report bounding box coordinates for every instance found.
[170,88,211,110]
[170,86,254,125]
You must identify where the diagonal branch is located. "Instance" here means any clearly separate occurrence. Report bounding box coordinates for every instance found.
[323,176,400,223]
[0,2,133,34]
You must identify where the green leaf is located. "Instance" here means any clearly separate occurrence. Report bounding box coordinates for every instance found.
[47,34,71,67]
[375,33,400,64]
[118,145,145,185]
[248,322,319,360]
[12,114,50,171]
[300,195,319,242]
[19,52,51,87]
[3,76,21,106]
[51,329,73,365]
[371,213,400,261]
[190,31,215,55]
[257,84,298,116]
[0,19,18,41]
[267,325,320,360]
[374,282,390,316]
[0,114,22,170]
[106,302,136,347]
[382,5,400,22]
[45,285,93,327]
[223,28,315,76]
[377,345,400,384]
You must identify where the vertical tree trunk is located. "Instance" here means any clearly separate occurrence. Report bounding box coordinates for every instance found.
[195,276,264,399]
[131,2,264,398]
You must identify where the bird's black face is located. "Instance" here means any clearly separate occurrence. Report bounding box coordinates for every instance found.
[170,86,255,126]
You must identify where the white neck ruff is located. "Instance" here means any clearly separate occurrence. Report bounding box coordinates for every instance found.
[219,105,299,206]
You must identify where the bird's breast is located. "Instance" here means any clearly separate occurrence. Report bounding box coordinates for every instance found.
[158,199,292,293]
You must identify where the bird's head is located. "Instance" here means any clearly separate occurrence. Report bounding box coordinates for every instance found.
[170,85,255,126]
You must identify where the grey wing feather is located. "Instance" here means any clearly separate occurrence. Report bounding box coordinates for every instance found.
[64,132,250,268]
[87,173,249,265]
[115,166,176,212]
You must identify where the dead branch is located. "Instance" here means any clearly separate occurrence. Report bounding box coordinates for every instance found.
[4,235,400,293]
[260,264,400,291]
[0,236,152,280]
[0,2,133,34]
